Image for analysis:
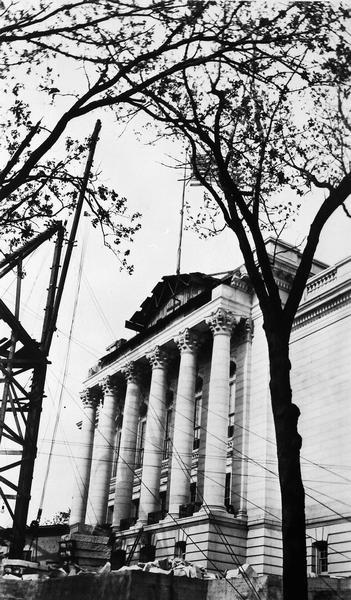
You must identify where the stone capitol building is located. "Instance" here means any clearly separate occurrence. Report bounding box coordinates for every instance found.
[68,238,351,578]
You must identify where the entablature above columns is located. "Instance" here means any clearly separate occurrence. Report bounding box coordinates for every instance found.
[84,291,251,389]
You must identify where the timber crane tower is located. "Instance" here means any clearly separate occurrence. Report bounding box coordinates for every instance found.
[0,120,101,558]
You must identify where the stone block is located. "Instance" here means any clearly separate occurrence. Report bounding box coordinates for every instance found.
[66,533,111,571]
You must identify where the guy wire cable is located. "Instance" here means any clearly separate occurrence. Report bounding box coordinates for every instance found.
[44,356,350,596]
[36,225,88,522]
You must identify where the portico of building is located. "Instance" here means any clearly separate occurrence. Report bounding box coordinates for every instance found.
[69,239,351,577]
[70,271,255,573]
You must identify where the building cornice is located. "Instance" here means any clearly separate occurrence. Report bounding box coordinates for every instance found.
[306,514,351,528]
[293,283,351,331]
[304,267,337,297]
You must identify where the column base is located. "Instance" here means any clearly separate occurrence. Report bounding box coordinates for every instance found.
[69,522,94,535]
[167,508,180,519]
[135,519,147,529]
[161,512,177,524]
[237,509,248,521]
[111,525,120,534]
[198,504,229,517]
[112,519,142,533]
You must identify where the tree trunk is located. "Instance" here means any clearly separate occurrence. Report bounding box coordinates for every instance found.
[267,328,307,600]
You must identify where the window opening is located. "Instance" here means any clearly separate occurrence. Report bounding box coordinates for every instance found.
[132,498,139,521]
[160,491,167,517]
[193,376,203,450]
[163,407,173,460]
[136,419,146,468]
[190,482,196,504]
[312,541,328,574]
[228,361,236,438]
[112,429,121,478]
[140,543,156,563]
[174,540,186,559]
[224,473,231,508]
[107,505,114,524]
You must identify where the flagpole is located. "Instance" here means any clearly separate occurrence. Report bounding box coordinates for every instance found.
[176,153,187,275]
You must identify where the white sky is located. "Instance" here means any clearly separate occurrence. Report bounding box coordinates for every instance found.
[0,78,350,527]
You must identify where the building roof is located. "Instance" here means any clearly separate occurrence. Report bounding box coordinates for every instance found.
[94,272,224,372]
[125,272,222,333]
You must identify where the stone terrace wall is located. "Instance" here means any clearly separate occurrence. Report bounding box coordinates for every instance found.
[208,575,351,600]
[0,571,208,600]
[1,571,351,600]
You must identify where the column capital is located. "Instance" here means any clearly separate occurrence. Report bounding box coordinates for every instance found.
[147,346,168,369]
[175,328,198,354]
[101,375,117,395]
[206,307,238,336]
[122,361,140,384]
[80,388,98,410]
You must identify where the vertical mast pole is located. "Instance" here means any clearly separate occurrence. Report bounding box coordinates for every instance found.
[176,153,187,276]
[9,120,101,558]
[40,225,64,347]
[43,119,101,353]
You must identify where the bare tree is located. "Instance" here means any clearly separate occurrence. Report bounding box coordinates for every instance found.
[0,0,244,265]
[112,3,350,599]
[1,2,350,597]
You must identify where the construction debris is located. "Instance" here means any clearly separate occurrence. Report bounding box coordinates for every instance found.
[118,557,220,579]
[1,558,41,580]
[225,562,258,579]
[0,546,256,583]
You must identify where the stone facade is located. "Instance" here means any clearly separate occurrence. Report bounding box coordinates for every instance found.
[69,239,351,578]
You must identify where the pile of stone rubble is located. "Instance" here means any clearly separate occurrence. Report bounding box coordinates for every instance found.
[0,555,257,581]
[118,559,257,580]
[118,557,218,579]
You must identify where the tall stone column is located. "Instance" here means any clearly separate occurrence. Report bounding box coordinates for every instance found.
[168,329,198,516]
[202,307,237,512]
[112,362,141,530]
[138,346,168,524]
[70,389,98,526]
[234,319,253,519]
[86,376,118,527]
